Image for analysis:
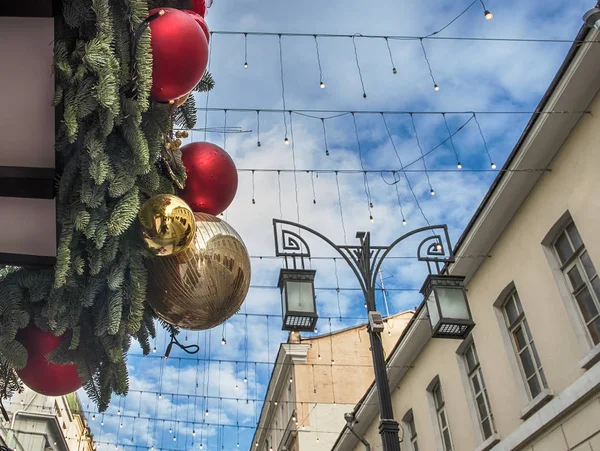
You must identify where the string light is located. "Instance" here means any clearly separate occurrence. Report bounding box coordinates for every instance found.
[221,338,226,345]
[485,10,493,20]
[92,414,96,421]
[370,215,374,223]
[284,137,290,145]
[430,188,435,196]
[152,346,156,353]
[491,163,497,169]
[205,409,209,416]
[434,84,440,91]
[243,33,249,68]
[320,81,325,88]
[193,430,196,437]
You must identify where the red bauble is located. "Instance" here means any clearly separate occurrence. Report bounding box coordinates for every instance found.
[16,324,83,396]
[183,10,210,43]
[149,8,209,102]
[180,142,238,215]
[190,0,207,17]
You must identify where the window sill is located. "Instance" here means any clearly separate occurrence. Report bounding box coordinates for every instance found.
[578,343,600,370]
[520,389,554,420]
[473,433,500,451]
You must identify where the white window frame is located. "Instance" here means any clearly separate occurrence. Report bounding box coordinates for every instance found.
[502,290,548,400]
[426,376,454,451]
[402,409,419,451]
[456,335,498,448]
[493,283,553,419]
[542,213,600,369]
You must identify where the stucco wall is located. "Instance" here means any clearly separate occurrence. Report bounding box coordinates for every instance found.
[352,69,600,451]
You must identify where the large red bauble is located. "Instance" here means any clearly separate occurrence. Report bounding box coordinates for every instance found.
[183,10,210,43]
[149,8,209,102]
[16,324,83,396]
[190,0,207,17]
[180,142,238,215]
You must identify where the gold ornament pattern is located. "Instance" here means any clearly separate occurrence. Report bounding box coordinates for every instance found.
[139,194,196,256]
[146,212,251,330]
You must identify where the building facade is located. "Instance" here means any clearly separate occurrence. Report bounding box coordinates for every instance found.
[332,21,600,451]
[1,388,94,451]
[251,311,414,451]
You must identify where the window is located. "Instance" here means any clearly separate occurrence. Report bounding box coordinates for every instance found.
[464,342,495,439]
[553,222,600,345]
[408,414,418,451]
[503,290,547,399]
[432,382,454,451]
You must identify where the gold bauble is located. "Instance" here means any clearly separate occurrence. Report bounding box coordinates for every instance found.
[139,195,196,257]
[146,212,251,330]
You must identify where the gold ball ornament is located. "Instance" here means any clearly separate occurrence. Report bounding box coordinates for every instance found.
[139,195,196,257]
[146,212,251,330]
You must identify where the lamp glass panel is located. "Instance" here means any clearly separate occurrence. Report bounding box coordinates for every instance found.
[285,280,315,313]
[436,286,470,320]
[426,290,440,328]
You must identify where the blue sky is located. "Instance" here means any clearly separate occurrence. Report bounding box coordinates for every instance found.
[83,0,593,449]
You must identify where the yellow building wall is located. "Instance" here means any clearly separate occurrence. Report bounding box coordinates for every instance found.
[353,69,600,451]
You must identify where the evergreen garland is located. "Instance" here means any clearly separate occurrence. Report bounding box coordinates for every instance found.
[0,0,213,410]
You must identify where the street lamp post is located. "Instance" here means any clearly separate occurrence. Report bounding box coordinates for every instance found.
[273,219,471,451]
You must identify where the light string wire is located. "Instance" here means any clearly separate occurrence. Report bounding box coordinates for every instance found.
[251,170,256,204]
[244,32,248,68]
[289,112,301,223]
[203,32,214,141]
[321,118,330,156]
[278,35,289,143]
[351,34,367,99]
[473,112,495,168]
[351,113,374,220]
[420,38,439,90]
[410,112,434,194]
[314,35,325,88]
[256,110,261,147]
[310,171,317,204]
[209,29,599,43]
[333,258,343,321]
[334,171,348,244]
[277,170,283,219]
[384,37,397,74]
[442,113,462,168]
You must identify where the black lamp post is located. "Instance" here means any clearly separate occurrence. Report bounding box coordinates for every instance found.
[273,219,473,451]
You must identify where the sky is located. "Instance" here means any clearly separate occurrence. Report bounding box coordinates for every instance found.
[82,0,593,449]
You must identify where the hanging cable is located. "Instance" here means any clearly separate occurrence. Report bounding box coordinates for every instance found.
[321,118,330,156]
[314,35,325,88]
[473,112,496,168]
[334,171,348,244]
[289,112,301,223]
[410,113,435,195]
[351,34,367,98]
[420,38,439,90]
[384,37,397,74]
[243,32,248,68]
[278,35,289,144]
[442,113,462,168]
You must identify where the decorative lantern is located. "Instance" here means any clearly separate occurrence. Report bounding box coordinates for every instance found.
[421,274,474,339]
[278,268,318,332]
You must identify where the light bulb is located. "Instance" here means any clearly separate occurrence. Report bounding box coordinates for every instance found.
[402,219,407,225]
[317,437,320,443]
[284,137,289,145]
[318,354,321,360]
[159,394,162,399]
[436,243,443,251]
[491,162,496,169]
[430,188,435,196]
[393,67,397,74]
[244,377,248,383]
[302,425,305,430]
[331,359,335,365]
[244,62,248,68]
[169,428,172,434]
[289,377,293,383]
[292,415,296,422]
[457,162,462,169]
[257,141,261,147]
[117,409,121,415]
[221,338,226,345]
[200,444,203,449]
[193,430,196,437]
[236,384,239,390]
[205,409,209,416]
[369,215,374,223]
[320,81,325,88]
[255,443,259,447]
[274,401,278,406]
[237,443,240,447]
[363,93,367,99]
[434,84,440,91]
[314,328,318,333]
[484,10,493,20]
[119,423,123,429]
[92,415,96,421]
[270,447,273,451]
[152,347,156,353]
[101,421,104,426]
[20,399,24,405]
[173,436,177,442]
